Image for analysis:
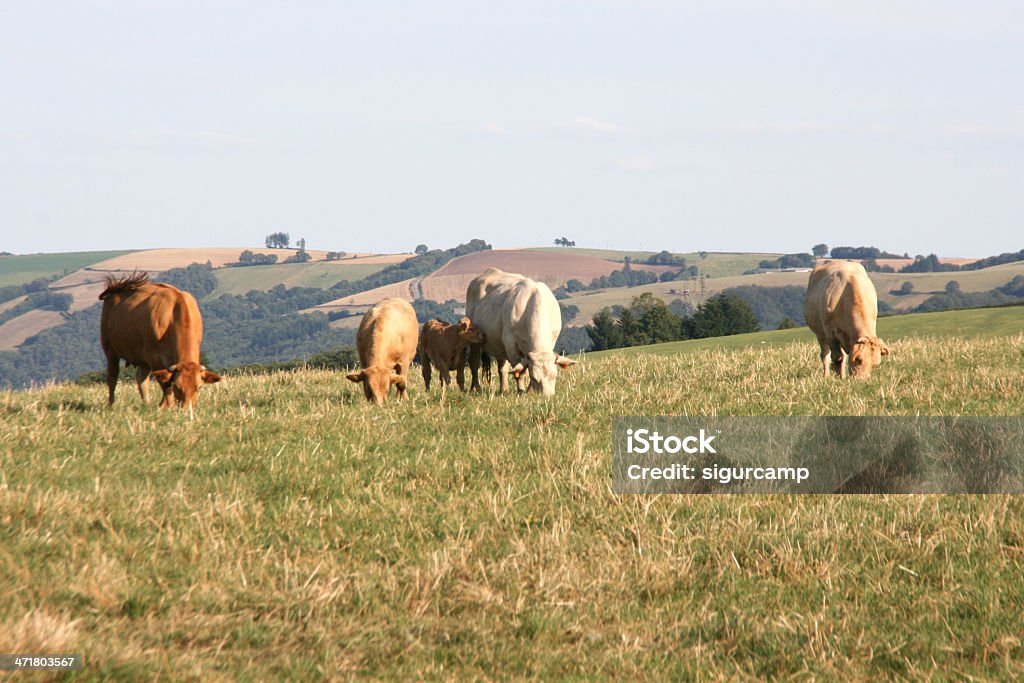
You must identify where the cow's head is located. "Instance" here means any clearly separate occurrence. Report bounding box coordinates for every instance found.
[457,317,485,344]
[152,362,221,410]
[346,366,404,403]
[512,351,577,396]
[850,336,889,378]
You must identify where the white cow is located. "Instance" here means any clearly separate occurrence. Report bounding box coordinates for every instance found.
[466,268,576,396]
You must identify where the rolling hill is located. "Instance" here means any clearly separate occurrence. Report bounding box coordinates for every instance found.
[307,249,682,318]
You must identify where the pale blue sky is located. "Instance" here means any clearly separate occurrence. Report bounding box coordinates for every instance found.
[2,1,1022,257]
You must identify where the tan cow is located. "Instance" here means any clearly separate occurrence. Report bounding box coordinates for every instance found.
[99,272,221,411]
[346,298,419,403]
[804,260,889,378]
[419,317,484,391]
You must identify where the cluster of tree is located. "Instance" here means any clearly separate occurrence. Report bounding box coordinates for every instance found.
[861,259,896,273]
[235,251,279,267]
[0,275,60,304]
[586,292,759,351]
[586,260,660,289]
[554,237,576,247]
[415,244,429,255]
[0,289,74,327]
[559,302,580,322]
[645,250,687,267]
[758,253,816,270]
[720,285,806,330]
[831,246,906,259]
[325,251,347,261]
[960,249,1024,271]
[908,277,1024,314]
[157,262,219,298]
[900,249,1024,273]
[283,238,311,264]
[898,254,960,273]
[265,232,290,249]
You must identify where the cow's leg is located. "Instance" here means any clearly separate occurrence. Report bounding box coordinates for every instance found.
[468,344,482,392]
[455,350,467,391]
[158,378,173,408]
[829,340,845,377]
[135,365,151,403]
[498,360,512,393]
[437,359,451,388]
[481,351,492,384]
[396,373,408,400]
[105,353,120,406]
[422,357,432,391]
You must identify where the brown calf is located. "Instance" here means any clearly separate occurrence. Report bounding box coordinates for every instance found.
[419,318,484,391]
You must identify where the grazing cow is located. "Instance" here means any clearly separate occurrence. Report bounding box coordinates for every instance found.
[465,268,576,396]
[804,260,890,378]
[99,272,221,412]
[346,298,419,403]
[419,317,484,391]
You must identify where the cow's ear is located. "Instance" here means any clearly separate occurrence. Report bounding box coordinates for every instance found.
[459,318,471,331]
[152,369,173,383]
[512,362,526,379]
[390,373,404,385]
[202,369,222,384]
[880,342,890,356]
[555,355,577,369]
[346,371,364,383]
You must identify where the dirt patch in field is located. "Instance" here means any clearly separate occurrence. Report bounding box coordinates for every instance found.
[0,310,65,350]
[310,249,677,311]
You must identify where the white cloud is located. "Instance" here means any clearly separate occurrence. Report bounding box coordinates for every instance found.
[615,154,656,171]
[565,116,623,133]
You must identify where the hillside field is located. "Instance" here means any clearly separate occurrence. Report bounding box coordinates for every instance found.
[590,305,1024,357]
[0,251,135,287]
[564,260,1024,325]
[2,309,1023,679]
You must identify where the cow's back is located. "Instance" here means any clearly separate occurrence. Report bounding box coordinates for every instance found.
[804,260,878,340]
[357,298,419,368]
[101,282,203,368]
[466,268,526,360]
[505,278,561,356]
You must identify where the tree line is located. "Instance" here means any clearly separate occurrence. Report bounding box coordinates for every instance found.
[586,292,760,351]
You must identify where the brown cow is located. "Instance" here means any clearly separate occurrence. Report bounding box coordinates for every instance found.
[346,298,419,403]
[99,272,221,411]
[804,260,890,378]
[419,317,484,391]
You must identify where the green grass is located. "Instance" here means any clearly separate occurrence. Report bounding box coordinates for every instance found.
[591,305,1024,357]
[0,251,135,287]
[208,262,392,299]
[2,320,1024,678]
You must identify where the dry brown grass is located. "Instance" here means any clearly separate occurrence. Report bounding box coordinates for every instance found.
[1,334,1022,678]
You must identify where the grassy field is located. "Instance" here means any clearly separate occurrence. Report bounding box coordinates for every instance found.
[591,305,1024,357]
[0,251,135,287]
[208,262,393,299]
[532,248,781,278]
[2,312,1024,678]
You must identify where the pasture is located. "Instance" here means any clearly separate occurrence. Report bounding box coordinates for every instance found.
[0,251,135,288]
[2,326,1023,678]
